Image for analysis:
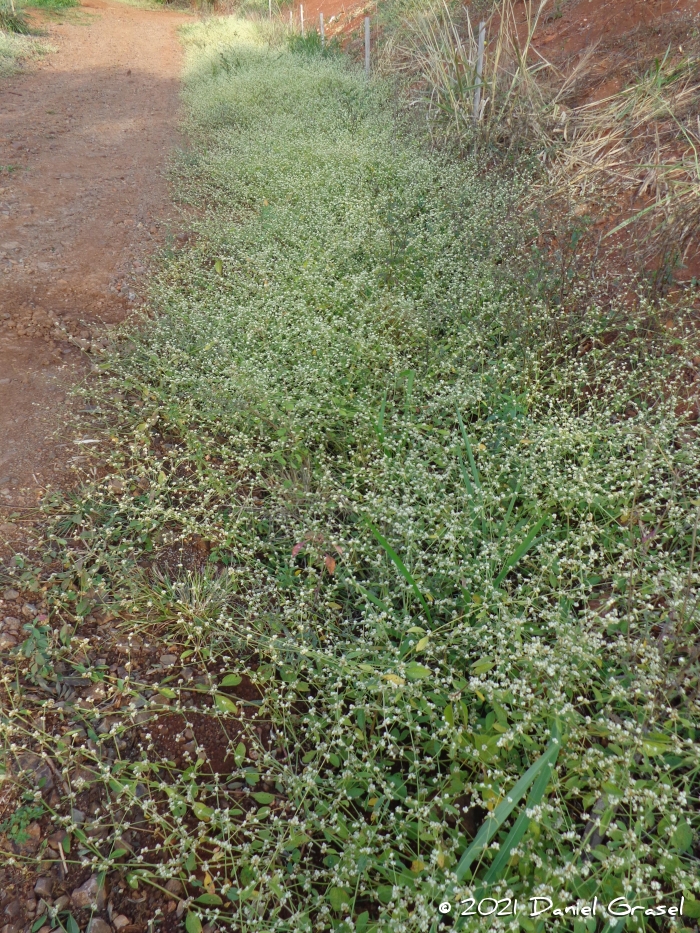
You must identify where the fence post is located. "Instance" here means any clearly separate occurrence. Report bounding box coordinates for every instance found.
[289,8,293,28]
[320,12,324,46]
[268,0,271,19]
[364,16,370,77]
[473,21,485,122]
[300,4,304,36]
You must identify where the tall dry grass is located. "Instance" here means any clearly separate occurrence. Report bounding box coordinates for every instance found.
[382,0,700,271]
[547,52,700,269]
[381,0,592,155]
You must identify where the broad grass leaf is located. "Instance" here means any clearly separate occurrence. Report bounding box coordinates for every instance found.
[185,913,202,933]
[367,520,432,624]
[456,720,562,881]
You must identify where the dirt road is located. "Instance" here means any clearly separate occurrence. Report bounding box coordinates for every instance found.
[0,0,190,531]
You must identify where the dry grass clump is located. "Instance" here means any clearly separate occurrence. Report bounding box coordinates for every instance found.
[547,52,700,270]
[384,0,700,273]
[381,0,591,156]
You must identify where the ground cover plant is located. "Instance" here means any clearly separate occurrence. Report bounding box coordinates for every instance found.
[1,13,700,933]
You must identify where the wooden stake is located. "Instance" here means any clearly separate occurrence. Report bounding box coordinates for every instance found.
[473,21,485,122]
[364,16,370,77]
[300,4,305,36]
[320,12,324,46]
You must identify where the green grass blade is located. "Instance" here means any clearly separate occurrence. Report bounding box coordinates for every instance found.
[455,722,562,881]
[495,481,522,540]
[480,721,562,885]
[456,408,482,490]
[367,520,433,625]
[375,390,388,446]
[456,449,474,497]
[401,369,415,418]
[493,516,548,588]
[354,582,390,613]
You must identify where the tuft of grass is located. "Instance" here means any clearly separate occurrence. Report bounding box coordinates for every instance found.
[25,0,79,10]
[0,0,32,33]
[287,27,341,57]
[1,14,699,933]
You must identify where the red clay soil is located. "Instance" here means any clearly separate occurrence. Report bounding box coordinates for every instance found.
[534,0,700,103]
[0,0,191,543]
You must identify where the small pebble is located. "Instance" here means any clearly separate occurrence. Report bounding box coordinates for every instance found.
[159,653,178,667]
[34,877,53,899]
[2,589,18,600]
[86,919,111,933]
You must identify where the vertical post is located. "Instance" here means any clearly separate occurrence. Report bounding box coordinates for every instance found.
[289,8,293,28]
[300,4,304,36]
[320,12,324,47]
[268,0,272,19]
[473,21,485,122]
[364,16,370,77]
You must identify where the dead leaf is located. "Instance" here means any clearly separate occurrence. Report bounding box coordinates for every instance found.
[324,555,336,575]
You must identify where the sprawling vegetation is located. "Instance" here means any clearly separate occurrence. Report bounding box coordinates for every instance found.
[2,14,699,933]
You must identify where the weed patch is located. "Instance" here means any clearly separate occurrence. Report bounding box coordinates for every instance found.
[1,15,699,933]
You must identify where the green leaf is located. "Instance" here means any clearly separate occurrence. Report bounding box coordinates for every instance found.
[220,673,242,687]
[214,693,238,714]
[192,802,214,821]
[366,521,432,625]
[185,912,203,933]
[405,661,431,680]
[158,687,176,699]
[184,850,196,873]
[195,894,223,906]
[252,791,275,805]
[234,741,246,766]
[66,915,80,933]
[356,911,370,933]
[328,886,351,911]
[456,720,563,881]
[642,733,671,755]
[683,897,700,919]
[214,259,223,275]
[671,821,693,852]
[32,917,47,933]
[285,832,311,849]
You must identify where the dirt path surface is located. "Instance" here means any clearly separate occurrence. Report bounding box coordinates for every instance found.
[0,0,191,533]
